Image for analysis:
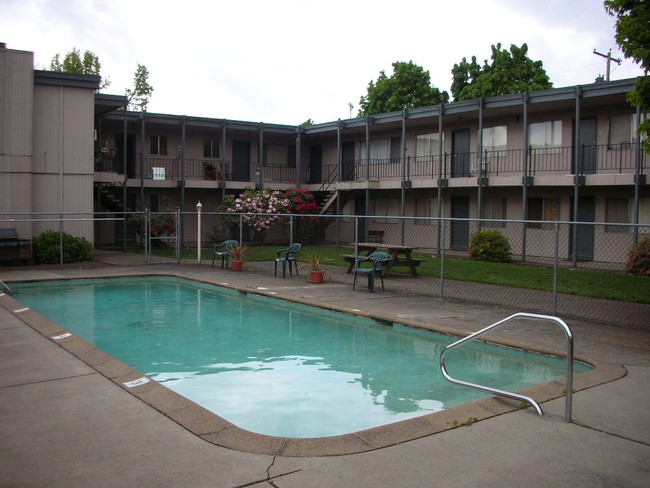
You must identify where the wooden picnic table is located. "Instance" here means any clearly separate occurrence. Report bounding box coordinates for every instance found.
[343,243,423,277]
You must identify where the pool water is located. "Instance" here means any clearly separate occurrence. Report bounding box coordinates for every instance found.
[11,277,590,438]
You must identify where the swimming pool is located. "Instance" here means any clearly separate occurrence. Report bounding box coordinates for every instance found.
[10,276,590,438]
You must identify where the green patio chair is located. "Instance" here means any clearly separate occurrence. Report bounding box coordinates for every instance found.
[211,240,238,268]
[353,251,389,292]
[275,243,302,277]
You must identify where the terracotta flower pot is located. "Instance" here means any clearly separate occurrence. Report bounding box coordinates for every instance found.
[231,260,244,271]
[311,270,324,284]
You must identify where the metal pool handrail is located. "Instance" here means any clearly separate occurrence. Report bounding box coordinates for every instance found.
[440,312,574,422]
[0,279,11,295]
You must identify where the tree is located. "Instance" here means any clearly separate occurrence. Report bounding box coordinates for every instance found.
[125,63,154,112]
[605,0,650,152]
[451,43,552,101]
[359,61,449,115]
[50,47,111,90]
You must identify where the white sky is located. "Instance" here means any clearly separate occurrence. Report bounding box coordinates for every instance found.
[1,0,645,125]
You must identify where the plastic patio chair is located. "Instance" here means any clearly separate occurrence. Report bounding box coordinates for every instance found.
[275,243,302,277]
[353,251,389,292]
[211,240,238,268]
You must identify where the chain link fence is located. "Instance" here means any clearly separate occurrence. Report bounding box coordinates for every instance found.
[2,212,648,328]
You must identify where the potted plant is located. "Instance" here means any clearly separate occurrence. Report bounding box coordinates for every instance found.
[228,244,248,271]
[304,252,325,284]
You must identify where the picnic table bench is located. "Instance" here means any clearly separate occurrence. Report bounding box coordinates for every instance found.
[341,243,424,277]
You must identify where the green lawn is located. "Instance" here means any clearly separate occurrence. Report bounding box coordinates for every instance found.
[153,244,650,304]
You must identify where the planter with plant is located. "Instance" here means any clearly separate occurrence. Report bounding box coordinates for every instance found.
[304,252,325,283]
[228,244,248,271]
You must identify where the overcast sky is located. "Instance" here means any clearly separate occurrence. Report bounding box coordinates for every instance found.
[1,0,645,125]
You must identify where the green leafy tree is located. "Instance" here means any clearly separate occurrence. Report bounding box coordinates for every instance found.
[451,43,552,101]
[126,63,154,112]
[50,47,110,90]
[359,61,449,115]
[605,0,650,152]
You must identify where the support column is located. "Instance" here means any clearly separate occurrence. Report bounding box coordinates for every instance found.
[521,91,529,261]
[258,123,264,189]
[477,99,484,231]
[572,86,582,266]
[296,128,302,188]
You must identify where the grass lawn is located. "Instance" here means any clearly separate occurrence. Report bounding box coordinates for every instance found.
[151,244,650,304]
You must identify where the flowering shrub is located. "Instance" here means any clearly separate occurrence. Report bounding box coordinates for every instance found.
[220,188,290,243]
[219,188,321,243]
[283,188,320,241]
[626,236,650,277]
[283,189,318,215]
[150,209,176,237]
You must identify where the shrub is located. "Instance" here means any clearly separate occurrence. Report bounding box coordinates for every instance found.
[469,230,512,263]
[626,236,650,277]
[33,230,94,264]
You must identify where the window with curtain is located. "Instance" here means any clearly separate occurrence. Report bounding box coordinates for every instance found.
[265,144,288,165]
[527,197,560,229]
[605,198,629,233]
[481,126,507,152]
[608,115,635,147]
[415,196,437,224]
[640,197,650,234]
[529,121,562,149]
[150,135,168,155]
[416,133,442,157]
[374,197,400,223]
[203,139,219,158]
[361,138,391,164]
[481,197,507,227]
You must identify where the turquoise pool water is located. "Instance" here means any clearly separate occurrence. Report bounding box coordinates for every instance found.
[11,277,589,438]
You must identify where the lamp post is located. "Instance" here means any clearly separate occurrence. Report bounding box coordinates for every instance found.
[196,201,203,263]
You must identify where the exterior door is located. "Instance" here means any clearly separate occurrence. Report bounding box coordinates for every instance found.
[232,141,250,182]
[115,133,136,178]
[574,118,597,175]
[452,129,470,177]
[342,142,355,181]
[310,145,322,184]
[451,196,470,250]
[570,196,595,261]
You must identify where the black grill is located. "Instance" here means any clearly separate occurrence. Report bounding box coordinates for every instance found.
[0,228,31,263]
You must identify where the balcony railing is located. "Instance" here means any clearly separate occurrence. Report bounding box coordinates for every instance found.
[95,143,646,186]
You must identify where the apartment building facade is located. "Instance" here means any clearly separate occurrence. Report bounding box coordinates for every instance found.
[2,44,648,262]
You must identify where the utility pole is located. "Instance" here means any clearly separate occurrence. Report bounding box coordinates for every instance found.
[593,49,621,81]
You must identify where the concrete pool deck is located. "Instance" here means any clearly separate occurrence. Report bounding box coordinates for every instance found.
[1,260,649,487]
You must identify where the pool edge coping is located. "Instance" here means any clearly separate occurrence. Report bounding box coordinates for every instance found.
[0,274,627,458]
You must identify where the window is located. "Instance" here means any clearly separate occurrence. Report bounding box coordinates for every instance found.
[481,197,507,227]
[415,197,438,224]
[150,135,168,155]
[481,126,507,152]
[416,133,442,157]
[265,144,288,165]
[608,115,635,147]
[640,197,650,234]
[361,138,391,164]
[605,198,629,233]
[527,197,560,229]
[374,197,400,223]
[530,121,562,149]
[203,139,219,158]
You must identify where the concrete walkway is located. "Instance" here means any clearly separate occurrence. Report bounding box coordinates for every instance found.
[1,261,649,487]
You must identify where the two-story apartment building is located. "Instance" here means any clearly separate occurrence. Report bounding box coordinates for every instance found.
[2,44,648,262]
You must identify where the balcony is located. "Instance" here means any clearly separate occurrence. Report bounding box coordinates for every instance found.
[95,143,647,189]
